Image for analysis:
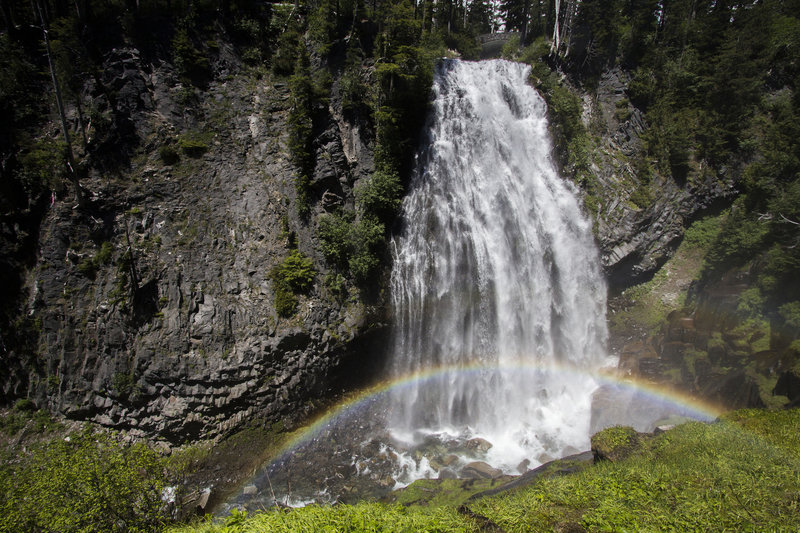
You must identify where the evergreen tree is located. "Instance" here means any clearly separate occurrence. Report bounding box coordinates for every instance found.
[467,0,496,34]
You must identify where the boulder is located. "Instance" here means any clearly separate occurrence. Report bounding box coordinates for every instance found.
[461,461,503,479]
[701,371,765,409]
[591,426,641,463]
[464,437,493,454]
[437,468,458,480]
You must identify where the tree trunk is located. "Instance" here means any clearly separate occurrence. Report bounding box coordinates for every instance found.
[559,0,576,57]
[75,96,89,150]
[550,0,560,54]
[37,0,85,207]
[521,0,531,47]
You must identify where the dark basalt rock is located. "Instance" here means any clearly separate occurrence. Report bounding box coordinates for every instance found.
[8,48,385,444]
[701,371,765,409]
[773,370,800,406]
[581,67,737,288]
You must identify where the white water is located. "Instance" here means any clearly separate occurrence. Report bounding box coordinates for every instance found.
[387,59,609,474]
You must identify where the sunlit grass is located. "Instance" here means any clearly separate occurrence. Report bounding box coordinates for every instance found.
[471,410,800,532]
[171,504,479,533]
[171,409,800,532]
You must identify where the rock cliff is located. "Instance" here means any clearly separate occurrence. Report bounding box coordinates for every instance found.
[11,46,385,443]
[575,67,737,287]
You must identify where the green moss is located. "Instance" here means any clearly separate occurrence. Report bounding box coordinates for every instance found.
[178,136,209,158]
[591,426,641,462]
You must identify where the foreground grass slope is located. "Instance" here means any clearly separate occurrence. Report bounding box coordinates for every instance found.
[173,409,800,532]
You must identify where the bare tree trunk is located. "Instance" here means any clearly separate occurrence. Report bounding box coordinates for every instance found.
[521,0,531,47]
[550,0,560,54]
[75,96,89,150]
[559,0,576,57]
[37,0,85,207]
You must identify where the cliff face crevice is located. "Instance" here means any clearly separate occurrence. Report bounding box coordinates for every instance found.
[18,45,385,443]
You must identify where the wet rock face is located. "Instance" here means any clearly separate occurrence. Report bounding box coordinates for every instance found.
[20,48,385,443]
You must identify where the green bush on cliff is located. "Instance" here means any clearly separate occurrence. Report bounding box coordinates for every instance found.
[269,250,316,317]
[318,211,386,289]
[357,169,404,227]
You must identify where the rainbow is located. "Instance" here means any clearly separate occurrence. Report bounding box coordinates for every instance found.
[266,361,724,467]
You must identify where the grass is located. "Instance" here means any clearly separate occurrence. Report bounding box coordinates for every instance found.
[471,410,800,532]
[172,505,479,533]
[169,409,800,533]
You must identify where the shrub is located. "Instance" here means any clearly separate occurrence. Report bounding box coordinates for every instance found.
[273,285,299,318]
[357,169,404,226]
[349,216,385,285]
[270,250,316,317]
[13,399,35,412]
[317,211,387,289]
[77,241,114,279]
[270,250,315,293]
[172,26,210,86]
[779,301,800,329]
[0,429,175,532]
[178,137,209,158]
[159,145,180,165]
[318,211,354,269]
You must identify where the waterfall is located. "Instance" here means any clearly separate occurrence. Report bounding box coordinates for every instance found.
[387,59,609,471]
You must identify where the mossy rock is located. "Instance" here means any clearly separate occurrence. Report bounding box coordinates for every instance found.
[591,426,641,462]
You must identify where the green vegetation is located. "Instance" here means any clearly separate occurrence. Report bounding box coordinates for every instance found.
[590,425,639,462]
[471,411,800,532]
[178,132,212,158]
[170,409,800,532]
[287,46,315,218]
[0,400,57,436]
[318,211,387,290]
[159,145,180,165]
[173,22,211,87]
[357,169,404,227]
[172,503,474,533]
[610,212,726,337]
[269,250,316,317]
[76,241,114,279]
[0,427,176,533]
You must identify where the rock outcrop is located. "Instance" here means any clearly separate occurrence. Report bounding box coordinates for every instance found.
[580,68,737,287]
[16,47,385,443]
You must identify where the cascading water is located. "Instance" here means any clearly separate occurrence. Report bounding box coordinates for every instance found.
[387,58,609,473]
[221,59,713,512]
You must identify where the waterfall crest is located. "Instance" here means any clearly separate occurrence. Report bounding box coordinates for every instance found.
[388,59,608,469]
